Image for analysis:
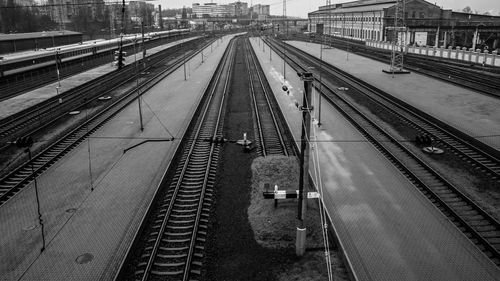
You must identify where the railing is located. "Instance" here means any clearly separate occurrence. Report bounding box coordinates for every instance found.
[366,39,500,67]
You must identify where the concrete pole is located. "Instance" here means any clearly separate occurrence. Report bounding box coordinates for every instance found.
[472,26,479,51]
[434,26,440,48]
[296,72,313,257]
[141,20,146,69]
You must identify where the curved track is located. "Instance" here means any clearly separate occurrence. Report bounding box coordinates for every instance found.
[266,37,500,266]
[293,34,500,98]
[0,33,194,99]
[271,39,500,181]
[0,39,212,207]
[0,38,207,149]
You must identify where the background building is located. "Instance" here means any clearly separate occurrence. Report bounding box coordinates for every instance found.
[308,0,500,51]
[192,2,249,18]
[252,4,270,16]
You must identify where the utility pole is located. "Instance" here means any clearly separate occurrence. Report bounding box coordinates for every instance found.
[282,0,286,80]
[296,72,313,257]
[118,0,126,70]
[318,43,323,127]
[15,137,46,253]
[383,0,409,75]
[158,5,163,31]
[141,19,146,69]
[325,0,332,49]
[134,35,144,132]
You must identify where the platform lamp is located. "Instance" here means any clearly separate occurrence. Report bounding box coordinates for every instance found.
[15,136,46,253]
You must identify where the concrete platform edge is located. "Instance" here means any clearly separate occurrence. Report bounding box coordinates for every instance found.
[251,37,360,281]
[110,37,233,281]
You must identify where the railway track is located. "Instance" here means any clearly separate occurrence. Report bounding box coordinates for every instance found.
[275,39,500,181]
[243,38,291,157]
[294,34,500,97]
[266,37,500,266]
[0,34,194,99]
[0,38,206,149]
[118,37,236,281]
[0,38,214,207]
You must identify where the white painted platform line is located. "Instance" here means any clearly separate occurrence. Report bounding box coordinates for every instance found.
[250,37,500,281]
[286,40,500,152]
[0,34,240,281]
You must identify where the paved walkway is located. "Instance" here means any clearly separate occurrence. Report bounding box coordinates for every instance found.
[251,37,500,281]
[287,40,500,152]
[0,33,242,281]
[0,36,201,120]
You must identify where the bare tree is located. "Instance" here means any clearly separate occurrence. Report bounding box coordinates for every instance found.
[462,6,472,13]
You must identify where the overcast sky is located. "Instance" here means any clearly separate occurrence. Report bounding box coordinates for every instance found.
[155,0,499,18]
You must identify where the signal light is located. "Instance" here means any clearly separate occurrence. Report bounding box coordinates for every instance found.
[15,136,34,148]
[114,50,126,68]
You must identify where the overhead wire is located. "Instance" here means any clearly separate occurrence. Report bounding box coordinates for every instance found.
[309,84,334,280]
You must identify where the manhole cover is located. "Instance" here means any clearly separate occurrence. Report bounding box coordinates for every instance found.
[76,253,94,264]
[22,224,38,231]
[98,96,111,101]
[66,208,77,213]
[69,111,80,115]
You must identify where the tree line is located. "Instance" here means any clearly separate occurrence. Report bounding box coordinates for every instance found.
[0,0,58,33]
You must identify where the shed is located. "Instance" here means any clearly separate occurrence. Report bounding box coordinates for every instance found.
[0,31,83,55]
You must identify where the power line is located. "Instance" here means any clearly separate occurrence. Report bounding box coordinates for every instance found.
[0,1,151,9]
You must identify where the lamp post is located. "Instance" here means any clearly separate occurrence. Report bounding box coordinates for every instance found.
[132,35,144,131]
[122,35,144,131]
[318,42,323,127]
[282,0,286,80]
[296,72,314,257]
[15,136,46,253]
[117,0,126,70]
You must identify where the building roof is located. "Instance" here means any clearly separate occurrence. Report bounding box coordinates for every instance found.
[0,30,81,42]
[310,1,395,15]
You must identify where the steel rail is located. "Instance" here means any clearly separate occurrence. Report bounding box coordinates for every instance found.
[0,39,214,207]
[0,33,194,99]
[273,39,500,179]
[138,38,237,281]
[266,38,500,265]
[244,38,289,157]
[0,38,206,148]
[295,34,500,97]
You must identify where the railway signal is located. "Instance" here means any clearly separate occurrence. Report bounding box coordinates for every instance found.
[15,136,33,148]
[114,50,126,68]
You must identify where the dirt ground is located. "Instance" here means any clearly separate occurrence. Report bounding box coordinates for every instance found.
[202,37,349,281]
[249,155,348,281]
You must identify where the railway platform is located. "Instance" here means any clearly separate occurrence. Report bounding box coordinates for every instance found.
[250,37,500,281]
[286,40,500,153]
[0,34,239,280]
[0,36,201,120]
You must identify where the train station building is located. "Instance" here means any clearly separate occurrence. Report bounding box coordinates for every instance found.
[308,0,500,52]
